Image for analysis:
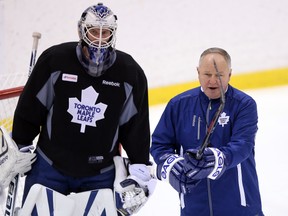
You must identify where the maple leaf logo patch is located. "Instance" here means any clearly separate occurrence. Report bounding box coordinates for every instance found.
[67,86,107,133]
[218,112,230,127]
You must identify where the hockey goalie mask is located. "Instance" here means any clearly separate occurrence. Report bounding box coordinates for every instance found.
[78,3,117,65]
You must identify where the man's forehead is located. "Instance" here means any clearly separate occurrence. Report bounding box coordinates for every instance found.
[200,54,227,66]
[202,53,225,61]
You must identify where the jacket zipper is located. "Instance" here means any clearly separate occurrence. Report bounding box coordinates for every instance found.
[206,100,213,216]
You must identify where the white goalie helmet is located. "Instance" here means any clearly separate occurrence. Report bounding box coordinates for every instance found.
[78,3,117,65]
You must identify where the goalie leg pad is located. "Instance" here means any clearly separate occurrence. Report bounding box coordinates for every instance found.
[18,184,118,216]
[68,189,117,216]
[18,184,75,216]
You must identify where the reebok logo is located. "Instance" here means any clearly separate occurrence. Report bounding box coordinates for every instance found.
[62,73,78,82]
[102,80,120,87]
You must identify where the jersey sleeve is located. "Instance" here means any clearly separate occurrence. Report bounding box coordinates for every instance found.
[12,46,57,147]
[118,62,151,165]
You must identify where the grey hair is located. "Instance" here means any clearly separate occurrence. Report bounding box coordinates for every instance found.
[199,47,231,68]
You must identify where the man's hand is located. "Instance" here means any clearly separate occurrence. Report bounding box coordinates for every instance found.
[157,154,200,194]
[184,147,226,180]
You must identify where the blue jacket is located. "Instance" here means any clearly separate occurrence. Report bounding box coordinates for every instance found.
[150,85,264,216]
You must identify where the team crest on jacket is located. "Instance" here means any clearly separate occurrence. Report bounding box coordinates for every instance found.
[67,86,107,133]
[218,112,230,127]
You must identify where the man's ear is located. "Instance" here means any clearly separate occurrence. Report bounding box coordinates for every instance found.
[228,69,232,82]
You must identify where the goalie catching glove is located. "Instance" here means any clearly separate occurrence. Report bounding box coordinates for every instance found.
[113,156,157,215]
[0,126,36,189]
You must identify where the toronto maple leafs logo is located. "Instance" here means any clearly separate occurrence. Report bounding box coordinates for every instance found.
[218,112,230,127]
[67,86,107,133]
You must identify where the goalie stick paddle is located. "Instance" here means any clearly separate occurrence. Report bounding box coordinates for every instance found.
[4,174,19,216]
[195,59,226,160]
[4,31,41,216]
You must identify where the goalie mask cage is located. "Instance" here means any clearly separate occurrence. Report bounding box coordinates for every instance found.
[0,86,25,215]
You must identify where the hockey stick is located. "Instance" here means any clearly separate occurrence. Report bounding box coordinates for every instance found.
[4,32,41,216]
[195,59,226,160]
[28,32,41,77]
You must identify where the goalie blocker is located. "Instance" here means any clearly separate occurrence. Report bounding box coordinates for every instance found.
[0,126,36,198]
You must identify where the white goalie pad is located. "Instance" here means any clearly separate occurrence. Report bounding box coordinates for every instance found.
[68,188,117,216]
[18,184,75,216]
[18,184,117,216]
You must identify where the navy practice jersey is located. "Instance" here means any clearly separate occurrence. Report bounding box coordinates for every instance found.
[12,42,150,177]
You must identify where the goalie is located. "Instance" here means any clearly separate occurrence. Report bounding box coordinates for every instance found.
[10,2,156,215]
